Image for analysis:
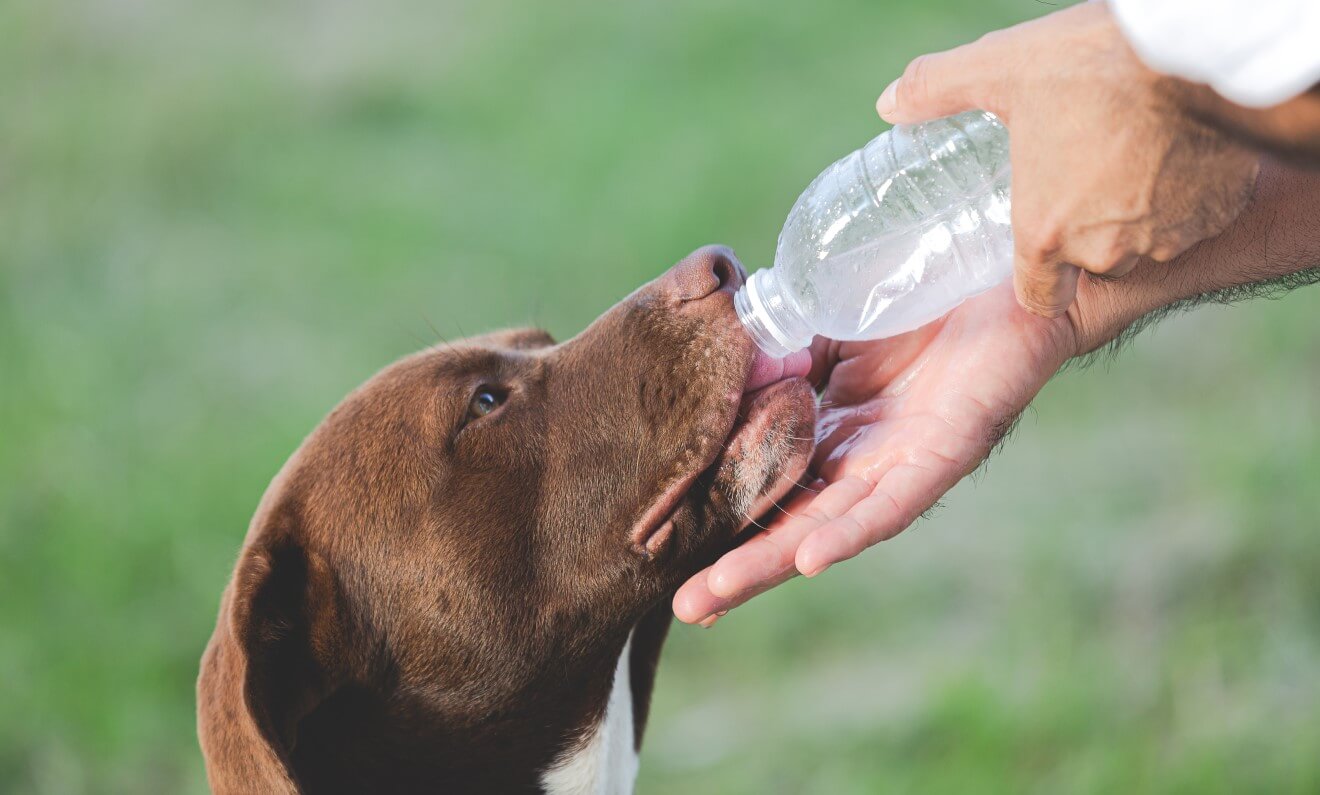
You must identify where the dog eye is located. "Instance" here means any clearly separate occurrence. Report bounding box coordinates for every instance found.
[467,387,505,420]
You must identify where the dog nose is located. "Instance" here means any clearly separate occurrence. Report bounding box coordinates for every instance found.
[662,245,747,302]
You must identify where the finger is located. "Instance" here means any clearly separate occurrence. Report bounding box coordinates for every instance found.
[795,460,959,576]
[1108,253,1139,279]
[877,38,1004,124]
[673,564,722,624]
[1094,253,1139,281]
[674,481,851,624]
[673,562,798,625]
[705,477,872,599]
[673,486,826,623]
[1013,247,1081,318]
[1066,224,1145,280]
[806,336,838,388]
[672,477,874,624]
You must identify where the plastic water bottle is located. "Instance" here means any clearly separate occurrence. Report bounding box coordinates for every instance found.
[736,110,1012,357]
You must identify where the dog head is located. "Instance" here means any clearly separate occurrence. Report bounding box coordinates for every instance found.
[198,246,815,791]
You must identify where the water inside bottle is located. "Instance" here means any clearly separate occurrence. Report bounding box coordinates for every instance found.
[777,182,1012,341]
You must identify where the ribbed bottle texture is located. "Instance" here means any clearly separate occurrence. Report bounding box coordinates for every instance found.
[735,111,1013,355]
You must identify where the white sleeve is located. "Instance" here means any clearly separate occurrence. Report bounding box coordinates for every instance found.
[1109,0,1320,107]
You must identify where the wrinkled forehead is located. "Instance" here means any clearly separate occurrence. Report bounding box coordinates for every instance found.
[350,334,551,421]
[281,336,553,554]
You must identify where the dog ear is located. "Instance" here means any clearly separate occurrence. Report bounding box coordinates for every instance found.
[233,532,343,754]
[199,518,344,793]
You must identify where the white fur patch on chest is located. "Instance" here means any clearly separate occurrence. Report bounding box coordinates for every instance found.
[539,630,640,795]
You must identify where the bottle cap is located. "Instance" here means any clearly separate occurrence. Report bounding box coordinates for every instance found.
[735,269,813,357]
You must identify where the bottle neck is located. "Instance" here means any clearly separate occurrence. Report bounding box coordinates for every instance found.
[734,268,814,358]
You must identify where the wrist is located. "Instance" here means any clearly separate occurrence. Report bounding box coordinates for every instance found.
[1064,268,1169,357]
[1064,158,1320,360]
[1183,85,1320,161]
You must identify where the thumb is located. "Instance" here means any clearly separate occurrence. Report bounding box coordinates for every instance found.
[1013,244,1081,318]
[876,39,1003,124]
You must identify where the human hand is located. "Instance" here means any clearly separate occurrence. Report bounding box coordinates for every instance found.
[674,159,1320,627]
[875,1,1259,317]
[674,284,1078,625]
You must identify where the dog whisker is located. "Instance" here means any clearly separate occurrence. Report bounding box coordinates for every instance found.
[766,497,803,521]
[741,472,825,532]
[419,316,466,356]
[791,477,824,494]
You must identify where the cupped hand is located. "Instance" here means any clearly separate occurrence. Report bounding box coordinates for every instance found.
[875,1,1258,317]
[674,285,1079,625]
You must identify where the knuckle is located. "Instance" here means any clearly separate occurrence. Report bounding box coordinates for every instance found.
[1086,258,1116,276]
[1148,245,1178,263]
[1018,228,1063,265]
[1148,237,1186,263]
[1106,259,1137,279]
[898,54,932,105]
[799,508,833,527]
[1089,241,1131,275]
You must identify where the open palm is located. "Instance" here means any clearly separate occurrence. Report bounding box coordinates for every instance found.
[674,284,1079,624]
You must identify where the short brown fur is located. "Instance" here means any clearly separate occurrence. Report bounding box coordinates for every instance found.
[197,247,815,793]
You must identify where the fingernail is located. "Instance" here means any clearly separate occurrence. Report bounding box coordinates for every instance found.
[698,611,727,629]
[709,570,738,599]
[803,562,832,578]
[876,80,898,119]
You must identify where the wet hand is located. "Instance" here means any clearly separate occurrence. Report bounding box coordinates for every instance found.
[674,285,1076,624]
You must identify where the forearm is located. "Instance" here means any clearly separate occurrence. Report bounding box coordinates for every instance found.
[1072,158,1320,355]
[1184,85,1320,162]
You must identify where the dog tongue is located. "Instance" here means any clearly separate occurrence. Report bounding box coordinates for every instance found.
[744,346,812,393]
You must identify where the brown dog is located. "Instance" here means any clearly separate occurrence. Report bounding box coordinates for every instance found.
[196,247,816,793]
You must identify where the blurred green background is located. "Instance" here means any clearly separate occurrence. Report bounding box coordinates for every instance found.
[3,0,1319,792]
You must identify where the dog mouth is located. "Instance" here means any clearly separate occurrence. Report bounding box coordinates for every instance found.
[629,346,815,557]
[715,353,815,527]
[743,346,812,394]
[717,347,812,480]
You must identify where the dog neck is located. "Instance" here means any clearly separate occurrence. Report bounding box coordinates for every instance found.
[200,582,675,793]
[540,629,640,795]
[535,598,673,794]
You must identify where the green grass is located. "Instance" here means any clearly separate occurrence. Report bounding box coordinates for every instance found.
[3,0,1319,792]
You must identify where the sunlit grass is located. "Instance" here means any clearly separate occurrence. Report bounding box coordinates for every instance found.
[2,1,1318,792]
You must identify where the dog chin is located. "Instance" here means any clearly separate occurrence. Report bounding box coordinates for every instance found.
[632,378,815,560]
[710,377,816,527]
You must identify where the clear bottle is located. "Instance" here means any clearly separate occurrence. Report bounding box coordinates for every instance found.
[736,110,1012,357]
